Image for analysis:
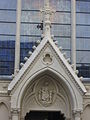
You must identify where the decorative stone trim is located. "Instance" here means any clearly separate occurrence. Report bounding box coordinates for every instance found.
[42,52,53,65]
[49,42,86,95]
[73,110,82,120]
[11,109,20,120]
[35,76,57,107]
[11,108,20,115]
[9,38,86,96]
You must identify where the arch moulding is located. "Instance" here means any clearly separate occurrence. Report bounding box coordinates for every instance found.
[10,67,84,120]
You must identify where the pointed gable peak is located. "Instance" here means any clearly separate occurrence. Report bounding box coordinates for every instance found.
[9,36,86,94]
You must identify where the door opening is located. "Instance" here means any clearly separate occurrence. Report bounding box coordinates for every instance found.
[24,111,66,120]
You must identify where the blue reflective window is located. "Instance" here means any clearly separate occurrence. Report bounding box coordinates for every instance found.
[0,10,16,22]
[53,12,71,24]
[20,36,41,42]
[52,24,70,37]
[0,0,17,9]
[76,13,90,25]
[76,0,90,77]
[77,51,90,64]
[76,1,90,12]
[0,23,16,35]
[76,38,90,50]
[50,0,71,11]
[76,26,90,37]
[0,0,17,75]
[21,24,41,35]
[55,37,70,49]
[21,11,41,23]
[22,0,43,10]
[0,41,15,75]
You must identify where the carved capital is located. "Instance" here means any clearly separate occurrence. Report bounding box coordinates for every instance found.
[11,108,20,115]
[73,110,82,120]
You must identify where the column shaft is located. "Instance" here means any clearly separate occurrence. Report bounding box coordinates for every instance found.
[73,111,81,120]
[12,115,19,120]
[71,0,76,70]
[14,0,22,74]
[75,114,81,120]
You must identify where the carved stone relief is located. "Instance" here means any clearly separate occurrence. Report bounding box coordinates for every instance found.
[35,78,57,107]
[21,75,71,119]
[42,53,53,65]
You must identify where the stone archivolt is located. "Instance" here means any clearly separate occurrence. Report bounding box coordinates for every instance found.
[21,75,71,118]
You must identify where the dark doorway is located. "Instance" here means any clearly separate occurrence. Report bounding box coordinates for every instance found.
[24,111,66,120]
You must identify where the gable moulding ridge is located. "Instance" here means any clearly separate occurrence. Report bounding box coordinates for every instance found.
[8,42,51,93]
[47,42,86,95]
[8,40,86,95]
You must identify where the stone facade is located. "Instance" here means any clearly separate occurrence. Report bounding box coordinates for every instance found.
[0,40,89,120]
[0,0,90,120]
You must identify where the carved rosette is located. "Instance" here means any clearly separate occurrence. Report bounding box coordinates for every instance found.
[35,78,57,107]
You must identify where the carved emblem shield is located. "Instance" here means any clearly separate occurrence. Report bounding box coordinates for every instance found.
[35,78,57,107]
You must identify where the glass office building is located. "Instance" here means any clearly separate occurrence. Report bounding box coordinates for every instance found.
[0,0,90,78]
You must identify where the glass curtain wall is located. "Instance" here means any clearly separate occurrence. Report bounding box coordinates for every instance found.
[50,0,71,58]
[20,0,71,63]
[0,0,17,75]
[20,0,43,63]
[76,0,90,77]
[0,0,90,78]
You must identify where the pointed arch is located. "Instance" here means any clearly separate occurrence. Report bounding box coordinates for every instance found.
[0,100,10,111]
[0,101,10,120]
[15,67,82,112]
